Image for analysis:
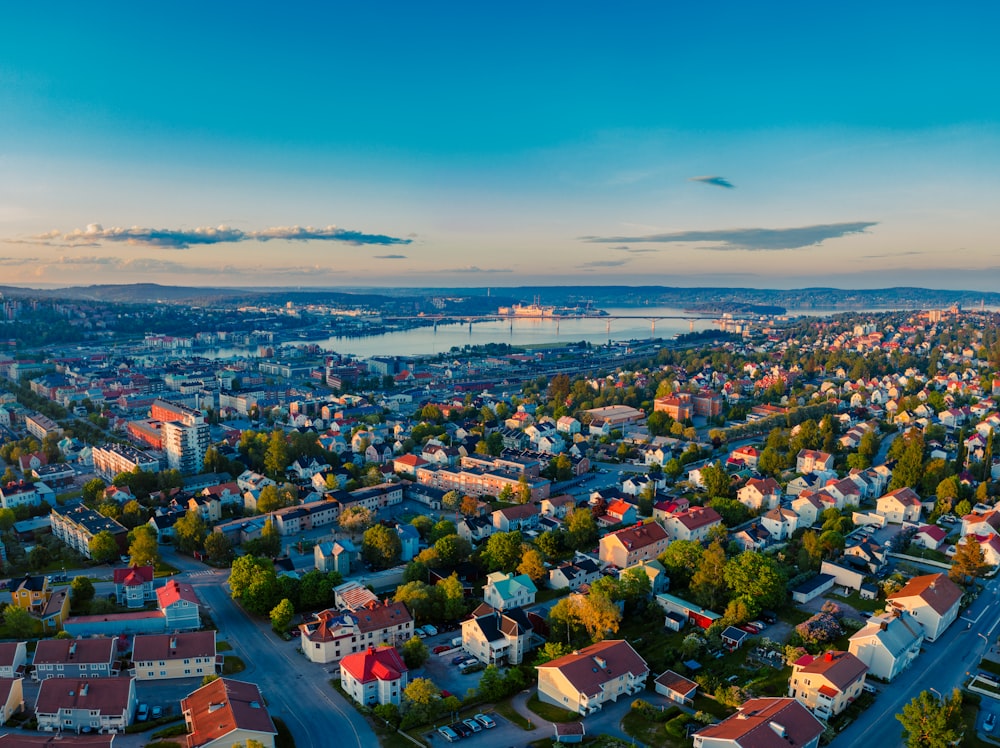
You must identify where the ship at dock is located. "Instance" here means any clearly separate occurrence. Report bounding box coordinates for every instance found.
[498,297,607,318]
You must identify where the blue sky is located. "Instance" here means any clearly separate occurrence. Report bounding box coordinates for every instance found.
[3,2,1000,290]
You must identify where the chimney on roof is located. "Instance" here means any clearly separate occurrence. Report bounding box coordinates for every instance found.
[769,722,786,738]
[824,651,834,662]
[69,642,77,656]
[170,636,177,650]
[880,619,888,631]
[81,683,89,696]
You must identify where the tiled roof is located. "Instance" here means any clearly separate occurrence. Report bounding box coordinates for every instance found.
[606,521,668,549]
[888,573,963,616]
[793,650,867,691]
[113,564,154,586]
[35,677,132,716]
[34,638,115,666]
[0,643,23,668]
[654,669,697,696]
[340,645,407,684]
[181,678,276,748]
[694,697,823,747]
[538,640,648,698]
[133,631,216,663]
[156,579,199,608]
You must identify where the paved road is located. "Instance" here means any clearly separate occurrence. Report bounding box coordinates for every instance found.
[161,548,377,748]
[835,572,1000,746]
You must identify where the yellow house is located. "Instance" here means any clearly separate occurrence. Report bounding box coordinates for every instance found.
[40,589,70,633]
[0,677,24,725]
[132,631,218,681]
[10,575,50,614]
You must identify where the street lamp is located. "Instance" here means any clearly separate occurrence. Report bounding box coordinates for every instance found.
[928,687,942,700]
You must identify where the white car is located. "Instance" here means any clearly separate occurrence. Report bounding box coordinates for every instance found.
[423,624,438,636]
[474,713,496,729]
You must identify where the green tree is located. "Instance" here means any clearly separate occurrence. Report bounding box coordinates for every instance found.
[129,526,160,567]
[954,499,972,518]
[394,581,437,622]
[174,510,208,555]
[338,505,374,538]
[618,566,652,605]
[483,531,523,572]
[658,540,704,590]
[204,532,234,565]
[536,529,565,558]
[264,430,289,477]
[269,598,295,632]
[896,688,963,748]
[441,490,462,511]
[256,483,297,514]
[949,536,988,586]
[82,477,107,504]
[403,676,440,706]
[429,519,457,544]
[229,555,271,598]
[517,549,548,582]
[0,508,14,532]
[437,572,467,621]
[701,461,731,498]
[401,635,430,669]
[3,606,38,639]
[362,524,402,569]
[533,641,572,666]
[517,474,532,504]
[433,534,471,567]
[88,530,119,564]
[724,551,787,610]
[120,500,147,529]
[690,540,728,611]
[409,515,433,540]
[565,508,597,551]
[71,576,95,605]
[298,569,341,610]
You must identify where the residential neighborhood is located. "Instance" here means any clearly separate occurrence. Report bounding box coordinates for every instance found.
[0,297,998,748]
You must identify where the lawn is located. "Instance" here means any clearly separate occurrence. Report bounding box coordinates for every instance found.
[527,693,579,723]
[692,694,734,719]
[777,607,813,626]
[826,589,880,614]
[535,587,570,605]
[978,659,1000,677]
[621,706,689,748]
[493,697,533,730]
[216,641,232,652]
[222,656,245,674]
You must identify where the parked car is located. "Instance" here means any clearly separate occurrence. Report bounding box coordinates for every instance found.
[433,645,451,654]
[437,726,460,743]
[462,718,482,733]
[760,610,777,624]
[415,627,429,638]
[986,713,996,733]
[460,661,485,675]
[137,704,149,722]
[423,624,438,636]
[451,655,468,665]
[151,706,163,719]
[474,713,496,729]
[452,722,472,738]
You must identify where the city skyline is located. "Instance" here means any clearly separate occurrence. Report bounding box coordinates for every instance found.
[3,3,1000,290]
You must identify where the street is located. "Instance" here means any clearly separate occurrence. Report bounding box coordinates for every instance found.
[835,572,1000,746]
[160,548,377,748]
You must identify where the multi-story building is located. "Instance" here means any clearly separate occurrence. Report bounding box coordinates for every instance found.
[33,638,118,680]
[131,632,218,681]
[181,678,277,748]
[34,677,136,735]
[462,603,535,666]
[788,651,868,719]
[598,522,669,569]
[0,481,41,511]
[50,504,128,559]
[161,419,210,475]
[536,640,649,716]
[340,646,409,707]
[24,412,63,441]
[92,443,160,482]
[299,600,413,665]
[693,698,823,748]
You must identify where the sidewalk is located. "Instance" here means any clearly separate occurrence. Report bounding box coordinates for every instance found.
[505,688,648,746]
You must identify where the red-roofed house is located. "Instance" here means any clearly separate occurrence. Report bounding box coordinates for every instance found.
[728,445,760,470]
[393,453,429,477]
[796,449,834,474]
[34,677,136,735]
[659,506,723,543]
[604,499,637,526]
[654,670,698,705]
[598,522,669,569]
[876,487,922,524]
[912,525,947,550]
[966,534,1000,567]
[156,580,201,631]
[887,573,963,641]
[340,646,409,706]
[693,697,823,748]
[788,651,868,719]
[181,677,277,748]
[113,565,155,608]
[536,640,649,715]
[737,478,781,512]
[961,510,1000,538]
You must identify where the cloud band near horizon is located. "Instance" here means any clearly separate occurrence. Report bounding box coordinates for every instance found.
[581,221,877,251]
[33,223,412,249]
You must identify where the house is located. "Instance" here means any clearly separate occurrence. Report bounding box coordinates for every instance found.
[131,631,218,680]
[791,493,825,528]
[536,640,649,716]
[791,574,836,603]
[393,454,429,477]
[548,558,602,591]
[541,494,577,519]
[0,642,27,679]
[0,678,23,725]
[314,539,357,576]
[760,507,798,541]
[729,445,760,470]
[187,495,222,524]
[796,449,834,474]
[34,677,135,734]
[340,645,409,707]
[886,573,962,642]
[737,478,781,512]
[598,522,669,569]
[556,416,581,435]
[457,516,494,544]
[842,539,887,574]
[492,504,540,532]
[602,499,637,526]
[912,525,947,550]
[461,603,535,665]
[788,651,867,719]
[656,593,722,630]
[732,522,772,552]
[654,670,697,705]
[33,638,118,680]
[848,611,924,681]
[299,600,414,665]
[483,572,537,611]
[396,524,420,562]
[876,487,922,524]
[157,579,201,631]
[960,509,1000,538]
[721,626,750,652]
[626,559,669,595]
[113,565,155,608]
[692,697,824,748]
[659,506,723,543]
[181,677,277,748]
[9,574,52,616]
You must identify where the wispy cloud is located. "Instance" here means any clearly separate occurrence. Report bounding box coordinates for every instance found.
[581,222,877,251]
[610,245,658,254]
[690,175,735,189]
[30,223,413,249]
[441,266,513,274]
[862,250,924,259]
[374,254,407,259]
[579,259,630,268]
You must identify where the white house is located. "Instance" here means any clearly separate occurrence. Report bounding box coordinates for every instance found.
[340,646,409,707]
[848,611,923,681]
[886,573,962,642]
